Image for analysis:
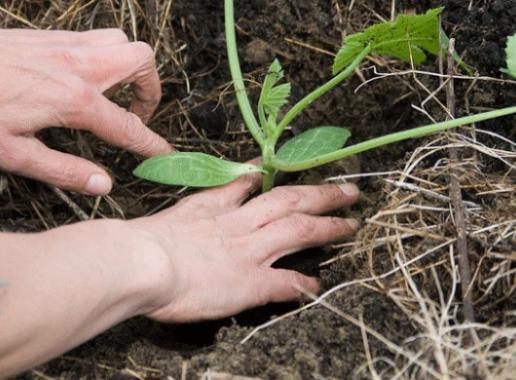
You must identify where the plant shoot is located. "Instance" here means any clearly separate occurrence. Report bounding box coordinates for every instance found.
[135,2,516,192]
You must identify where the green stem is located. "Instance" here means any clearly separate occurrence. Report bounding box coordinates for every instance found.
[225,0,265,147]
[262,169,276,192]
[271,106,516,172]
[274,45,372,141]
[261,142,276,192]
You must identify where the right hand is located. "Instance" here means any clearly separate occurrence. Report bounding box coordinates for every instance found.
[131,177,361,322]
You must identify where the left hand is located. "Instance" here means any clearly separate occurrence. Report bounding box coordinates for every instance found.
[0,29,172,195]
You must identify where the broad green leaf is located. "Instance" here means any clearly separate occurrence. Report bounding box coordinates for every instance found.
[260,59,291,119]
[276,127,351,163]
[502,34,516,78]
[333,7,443,74]
[134,152,262,187]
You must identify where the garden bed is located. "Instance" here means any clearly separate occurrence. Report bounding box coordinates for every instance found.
[2,0,515,379]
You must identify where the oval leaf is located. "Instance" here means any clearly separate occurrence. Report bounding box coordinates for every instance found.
[276,127,351,163]
[134,152,262,187]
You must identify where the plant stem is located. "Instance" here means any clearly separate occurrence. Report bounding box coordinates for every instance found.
[225,0,265,147]
[261,142,276,192]
[271,106,516,172]
[274,45,371,141]
[262,169,276,192]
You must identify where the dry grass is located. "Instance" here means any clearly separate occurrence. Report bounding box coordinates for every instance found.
[0,0,257,230]
[1,1,514,379]
[329,133,515,379]
[243,129,515,379]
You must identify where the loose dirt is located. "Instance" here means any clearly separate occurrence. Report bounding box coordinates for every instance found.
[3,0,514,379]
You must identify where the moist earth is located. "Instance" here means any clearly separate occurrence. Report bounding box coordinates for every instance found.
[7,0,516,378]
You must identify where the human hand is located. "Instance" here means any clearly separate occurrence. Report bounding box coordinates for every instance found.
[0,179,359,376]
[133,177,360,322]
[0,29,172,195]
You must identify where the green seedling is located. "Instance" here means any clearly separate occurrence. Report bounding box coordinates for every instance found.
[135,2,516,192]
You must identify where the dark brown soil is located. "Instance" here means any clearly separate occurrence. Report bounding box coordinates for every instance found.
[5,0,515,379]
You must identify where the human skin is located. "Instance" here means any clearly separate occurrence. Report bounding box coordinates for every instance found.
[0,28,172,195]
[0,29,361,377]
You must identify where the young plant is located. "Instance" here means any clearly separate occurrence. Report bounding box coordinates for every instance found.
[135,2,516,192]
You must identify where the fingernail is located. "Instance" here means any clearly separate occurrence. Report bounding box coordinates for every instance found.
[85,174,112,195]
[339,183,359,197]
[347,218,361,231]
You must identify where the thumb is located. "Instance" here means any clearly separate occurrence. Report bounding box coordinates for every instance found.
[8,138,113,196]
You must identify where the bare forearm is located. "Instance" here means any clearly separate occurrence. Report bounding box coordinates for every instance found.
[0,181,360,378]
[0,220,166,378]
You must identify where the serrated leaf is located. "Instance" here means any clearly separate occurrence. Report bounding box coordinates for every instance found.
[260,59,291,120]
[263,83,291,116]
[276,127,351,163]
[134,152,262,188]
[263,59,284,88]
[503,34,516,78]
[333,7,443,74]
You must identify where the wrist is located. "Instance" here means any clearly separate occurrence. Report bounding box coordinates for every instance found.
[120,218,178,317]
[36,218,175,319]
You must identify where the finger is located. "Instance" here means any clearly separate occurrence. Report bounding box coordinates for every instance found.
[202,169,262,208]
[72,42,161,123]
[253,269,320,305]
[249,214,359,266]
[169,172,262,220]
[3,137,112,195]
[169,159,262,220]
[222,183,360,233]
[0,28,128,47]
[67,89,172,157]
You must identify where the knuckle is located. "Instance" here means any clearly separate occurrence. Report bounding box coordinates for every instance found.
[323,184,345,203]
[270,186,302,209]
[287,271,305,291]
[175,194,203,209]
[327,217,354,239]
[174,196,193,208]
[60,75,96,109]
[50,48,81,70]
[288,214,316,239]
[131,41,155,63]
[0,142,27,172]
[120,112,158,153]
[105,28,129,43]
[329,217,347,235]
[254,278,271,306]
[74,83,97,108]
[230,174,258,202]
[53,162,83,187]
[120,112,143,139]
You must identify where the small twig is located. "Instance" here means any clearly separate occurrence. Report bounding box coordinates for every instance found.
[366,220,448,242]
[445,39,475,323]
[241,239,455,344]
[51,187,89,221]
[383,178,480,209]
